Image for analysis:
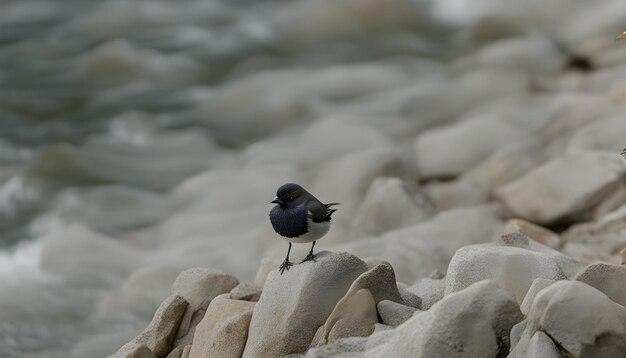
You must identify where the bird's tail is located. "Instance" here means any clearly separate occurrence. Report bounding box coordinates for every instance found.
[325,203,340,219]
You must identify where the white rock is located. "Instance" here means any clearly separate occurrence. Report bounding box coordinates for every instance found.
[323,288,378,343]
[377,300,418,326]
[520,278,555,315]
[365,281,522,357]
[511,280,626,357]
[509,331,563,358]
[415,114,531,179]
[446,232,584,303]
[242,251,368,358]
[495,151,626,225]
[405,273,445,310]
[351,177,432,238]
[575,263,626,307]
[110,295,188,358]
[171,269,239,345]
[188,298,255,358]
[339,205,504,284]
[229,282,262,302]
[501,219,560,249]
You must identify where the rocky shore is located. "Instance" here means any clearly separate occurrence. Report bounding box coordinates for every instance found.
[110,214,626,358]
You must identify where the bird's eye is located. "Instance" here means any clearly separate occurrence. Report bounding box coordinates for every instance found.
[288,196,294,200]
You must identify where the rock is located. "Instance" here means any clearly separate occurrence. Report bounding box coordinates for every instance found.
[166,346,183,358]
[242,251,369,358]
[501,219,560,249]
[181,346,190,358]
[363,281,523,357]
[397,286,422,309]
[319,262,411,342]
[511,281,626,357]
[575,263,626,306]
[415,113,531,179]
[561,205,626,262]
[230,282,262,302]
[405,272,445,310]
[171,269,239,345]
[254,257,282,288]
[188,298,255,358]
[339,204,504,284]
[509,331,563,358]
[520,278,555,315]
[621,247,626,265]
[346,262,408,306]
[113,345,156,358]
[323,288,378,343]
[377,300,418,326]
[110,295,188,358]
[351,177,432,238]
[445,232,584,303]
[494,151,626,225]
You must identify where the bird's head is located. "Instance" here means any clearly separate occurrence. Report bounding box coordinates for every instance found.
[271,183,308,207]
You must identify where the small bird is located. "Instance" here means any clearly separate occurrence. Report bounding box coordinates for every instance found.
[269,183,338,274]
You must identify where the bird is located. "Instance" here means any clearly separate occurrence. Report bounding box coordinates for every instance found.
[269,183,338,275]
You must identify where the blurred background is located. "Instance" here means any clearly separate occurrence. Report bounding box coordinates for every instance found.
[1,0,625,357]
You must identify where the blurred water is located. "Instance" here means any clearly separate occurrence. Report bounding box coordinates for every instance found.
[0,0,624,356]
[0,0,452,356]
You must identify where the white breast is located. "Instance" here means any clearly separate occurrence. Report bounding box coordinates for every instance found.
[282,214,330,244]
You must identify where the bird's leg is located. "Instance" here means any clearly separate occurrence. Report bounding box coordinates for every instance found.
[300,241,317,263]
[279,243,293,275]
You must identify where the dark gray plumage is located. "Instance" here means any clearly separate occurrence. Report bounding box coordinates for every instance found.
[269,183,338,274]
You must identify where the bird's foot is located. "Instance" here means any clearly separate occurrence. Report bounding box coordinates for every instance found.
[299,252,317,264]
[278,259,293,275]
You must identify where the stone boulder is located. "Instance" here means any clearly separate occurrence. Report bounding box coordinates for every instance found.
[351,177,432,238]
[110,295,188,358]
[405,271,445,310]
[229,282,262,302]
[242,251,369,358]
[575,263,626,307]
[377,300,419,326]
[319,262,411,344]
[188,298,255,358]
[494,151,626,225]
[511,280,626,357]
[365,280,522,357]
[445,232,584,303]
[340,204,504,284]
[171,269,239,347]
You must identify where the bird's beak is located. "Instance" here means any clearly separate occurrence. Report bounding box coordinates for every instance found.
[617,31,626,40]
[271,197,283,204]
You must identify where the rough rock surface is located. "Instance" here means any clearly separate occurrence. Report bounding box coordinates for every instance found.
[501,219,560,249]
[519,278,555,315]
[509,331,563,358]
[312,280,523,358]
[242,251,369,358]
[110,295,188,358]
[377,300,418,327]
[495,151,626,225]
[511,280,626,357]
[445,232,583,303]
[351,177,432,238]
[575,263,626,307]
[323,288,378,343]
[229,282,262,302]
[171,269,239,347]
[405,271,445,310]
[340,204,504,283]
[188,298,255,358]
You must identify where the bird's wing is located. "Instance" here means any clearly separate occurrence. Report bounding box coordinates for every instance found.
[308,202,339,222]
